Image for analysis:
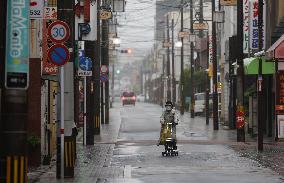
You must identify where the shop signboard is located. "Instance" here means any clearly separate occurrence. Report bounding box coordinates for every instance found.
[5,0,29,89]
[30,0,44,19]
[276,71,284,113]
[243,0,250,53]
[249,0,266,50]
[220,0,237,6]
[277,115,284,139]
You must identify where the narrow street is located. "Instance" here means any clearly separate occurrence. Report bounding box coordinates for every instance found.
[29,102,284,182]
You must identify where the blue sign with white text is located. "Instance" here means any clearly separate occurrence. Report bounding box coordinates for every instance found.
[79,57,92,71]
[5,0,29,89]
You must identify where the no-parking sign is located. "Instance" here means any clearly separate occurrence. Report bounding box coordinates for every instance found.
[48,20,70,43]
[48,44,70,66]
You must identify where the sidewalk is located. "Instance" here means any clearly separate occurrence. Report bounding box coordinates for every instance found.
[180,111,284,176]
[28,107,124,182]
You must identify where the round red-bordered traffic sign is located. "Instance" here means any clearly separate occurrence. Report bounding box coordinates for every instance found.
[100,65,109,74]
[48,44,70,66]
[48,20,70,43]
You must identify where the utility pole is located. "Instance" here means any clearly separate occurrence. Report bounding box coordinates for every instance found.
[166,14,171,102]
[94,0,101,135]
[212,0,219,130]
[198,0,209,125]
[57,0,75,178]
[1,0,28,182]
[190,0,195,118]
[199,0,204,38]
[206,33,210,125]
[171,17,176,106]
[101,0,109,124]
[236,0,245,141]
[257,0,264,151]
[180,0,185,115]
[0,0,7,180]
[105,10,110,124]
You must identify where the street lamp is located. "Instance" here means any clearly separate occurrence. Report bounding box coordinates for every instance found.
[112,37,121,45]
[175,41,183,48]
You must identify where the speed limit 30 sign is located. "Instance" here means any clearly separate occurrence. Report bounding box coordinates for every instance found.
[48,20,70,43]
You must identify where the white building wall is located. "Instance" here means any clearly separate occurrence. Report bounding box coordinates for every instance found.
[220,6,237,124]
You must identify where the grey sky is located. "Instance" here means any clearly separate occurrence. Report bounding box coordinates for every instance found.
[117,0,156,63]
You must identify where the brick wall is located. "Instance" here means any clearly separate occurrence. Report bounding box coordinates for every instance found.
[27,58,42,167]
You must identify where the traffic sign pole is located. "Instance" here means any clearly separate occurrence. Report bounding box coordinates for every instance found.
[84,77,87,145]
[60,66,65,179]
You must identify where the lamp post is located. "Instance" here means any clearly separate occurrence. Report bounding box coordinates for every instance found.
[166,14,171,102]
[171,15,176,106]
[180,0,185,115]
[211,0,225,130]
[190,0,195,118]
[212,0,218,130]
[236,0,245,141]
[257,0,264,152]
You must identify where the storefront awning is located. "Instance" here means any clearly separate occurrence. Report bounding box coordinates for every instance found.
[243,57,275,75]
[266,34,284,60]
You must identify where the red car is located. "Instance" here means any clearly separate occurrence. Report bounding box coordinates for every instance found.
[121,92,136,106]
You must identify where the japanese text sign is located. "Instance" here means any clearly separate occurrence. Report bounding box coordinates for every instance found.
[276,71,284,114]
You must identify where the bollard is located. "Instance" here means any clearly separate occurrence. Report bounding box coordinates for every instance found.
[64,136,75,178]
[56,136,75,178]
[0,155,28,183]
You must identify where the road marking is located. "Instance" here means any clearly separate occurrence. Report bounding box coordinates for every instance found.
[124,165,131,178]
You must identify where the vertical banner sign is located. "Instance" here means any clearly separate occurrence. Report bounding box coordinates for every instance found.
[249,0,266,50]
[276,71,284,139]
[275,71,284,114]
[84,0,91,22]
[5,0,30,89]
[208,35,213,63]
[243,0,250,53]
[75,0,97,41]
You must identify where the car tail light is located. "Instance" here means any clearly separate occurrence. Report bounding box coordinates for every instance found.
[132,96,136,100]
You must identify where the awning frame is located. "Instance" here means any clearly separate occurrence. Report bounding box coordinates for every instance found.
[266,34,284,61]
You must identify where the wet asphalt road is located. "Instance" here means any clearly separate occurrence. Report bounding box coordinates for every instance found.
[111,102,283,183]
[30,102,284,182]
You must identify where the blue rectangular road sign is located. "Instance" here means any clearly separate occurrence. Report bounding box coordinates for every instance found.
[5,0,30,89]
